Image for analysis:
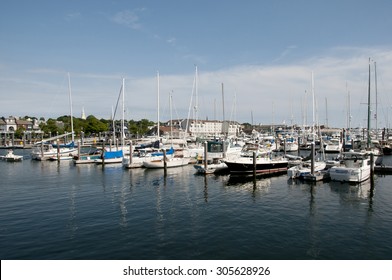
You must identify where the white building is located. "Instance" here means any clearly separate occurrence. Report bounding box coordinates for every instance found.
[175,119,241,137]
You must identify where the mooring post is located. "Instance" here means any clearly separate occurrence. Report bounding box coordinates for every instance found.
[204,142,208,173]
[129,141,133,165]
[41,140,44,159]
[370,153,375,189]
[163,149,167,176]
[101,141,105,167]
[311,142,315,174]
[77,140,81,159]
[253,151,257,178]
[57,139,60,162]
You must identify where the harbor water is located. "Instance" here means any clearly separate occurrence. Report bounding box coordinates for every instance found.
[1,149,392,260]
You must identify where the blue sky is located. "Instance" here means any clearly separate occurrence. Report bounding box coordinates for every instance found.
[1,0,392,128]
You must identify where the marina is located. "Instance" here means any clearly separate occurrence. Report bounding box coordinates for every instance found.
[1,148,392,260]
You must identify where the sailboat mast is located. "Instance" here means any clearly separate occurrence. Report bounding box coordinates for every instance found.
[374,61,378,138]
[67,72,74,142]
[367,58,371,148]
[157,71,160,139]
[221,83,225,122]
[121,77,125,147]
[325,97,328,128]
[311,71,315,136]
[169,91,173,145]
[195,66,199,135]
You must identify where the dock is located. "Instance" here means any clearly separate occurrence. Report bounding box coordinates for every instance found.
[374,165,392,175]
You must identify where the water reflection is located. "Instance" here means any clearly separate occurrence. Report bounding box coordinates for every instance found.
[329,180,372,200]
[226,174,272,199]
[67,184,78,239]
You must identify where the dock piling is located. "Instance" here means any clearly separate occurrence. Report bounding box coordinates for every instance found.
[163,149,167,176]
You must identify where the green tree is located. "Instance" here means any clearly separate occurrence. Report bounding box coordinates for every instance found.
[14,127,25,139]
[85,115,108,134]
[40,118,64,136]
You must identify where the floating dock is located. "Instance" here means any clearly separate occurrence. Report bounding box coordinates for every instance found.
[374,165,392,175]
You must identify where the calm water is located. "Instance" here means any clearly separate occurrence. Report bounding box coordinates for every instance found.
[1,149,392,260]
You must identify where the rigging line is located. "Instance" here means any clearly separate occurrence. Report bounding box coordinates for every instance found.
[112,83,123,120]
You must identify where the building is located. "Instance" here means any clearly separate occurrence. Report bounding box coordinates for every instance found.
[174,119,241,137]
[15,119,33,131]
[1,116,17,132]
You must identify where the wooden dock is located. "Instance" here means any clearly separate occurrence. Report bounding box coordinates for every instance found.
[374,165,392,175]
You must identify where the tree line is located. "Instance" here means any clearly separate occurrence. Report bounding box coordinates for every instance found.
[36,115,156,138]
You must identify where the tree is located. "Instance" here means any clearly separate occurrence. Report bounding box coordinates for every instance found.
[40,118,64,136]
[127,119,155,136]
[85,115,108,134]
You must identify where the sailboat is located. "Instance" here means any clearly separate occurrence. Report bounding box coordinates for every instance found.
[122,72,170,168]
[96,78,128,165]
[288,72,328,181]
[330,58,379,183]
[143,92,190,169]
[31,73,77,161]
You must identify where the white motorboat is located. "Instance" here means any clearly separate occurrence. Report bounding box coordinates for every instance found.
[324,138,342,153]
[0,149,23,162]
[329,151,371,183]
[223,143,288,175]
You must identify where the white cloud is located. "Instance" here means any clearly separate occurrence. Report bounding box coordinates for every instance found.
[166,37,176,45]
[112,9,145,30]
[2,47,392,128]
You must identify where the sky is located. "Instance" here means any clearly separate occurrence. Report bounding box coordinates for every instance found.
[1,0,392,128]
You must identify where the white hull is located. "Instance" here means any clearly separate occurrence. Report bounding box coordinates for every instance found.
[123,155,165,168]
[193,162,228,174]
[95,158,123,164]
[287,161,327,179]
[31,148,78,161]
[0,150,23,162]
[143,157,190,169]
[330,166,370,183]
[329,151,371,183]
[73,155,102,164]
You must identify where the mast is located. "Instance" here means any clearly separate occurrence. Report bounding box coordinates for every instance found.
[195,66,199,135]
[367,58,371,148]
[374,61,378,138]
[157,71,160,139]
[221,83,225,122]
[311,71,315,135]
[325,97,328,128]
[67,72,74,142]
[121,77,125,147]
[169,91,173,146]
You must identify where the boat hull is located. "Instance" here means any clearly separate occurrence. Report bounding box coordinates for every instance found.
[143,157,190,169]
[224,158,288,175]
[329,166,370,183]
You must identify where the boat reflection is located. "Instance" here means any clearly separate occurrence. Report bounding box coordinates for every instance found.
[329,179,373,200]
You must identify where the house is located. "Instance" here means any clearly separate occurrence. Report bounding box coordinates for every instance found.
[0,118,6,132]
[1,116,17,132]
[15,119,33,131]
[1,116,35,133]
